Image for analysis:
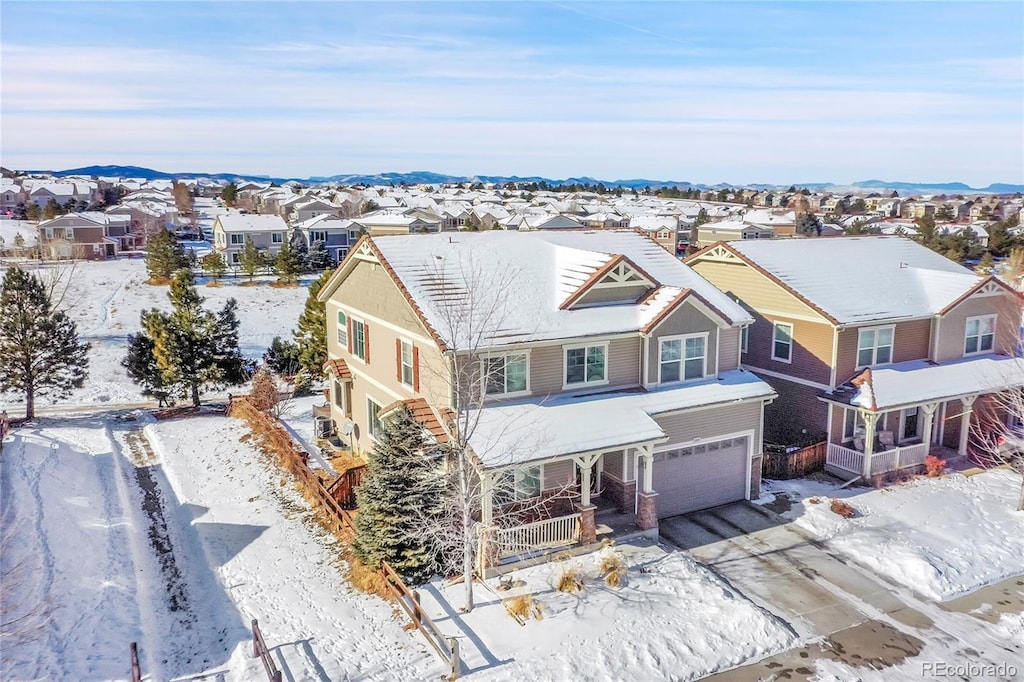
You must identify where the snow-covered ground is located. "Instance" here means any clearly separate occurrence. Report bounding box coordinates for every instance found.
[0,219,38,247]
[757,470,1024,601]
[1,414,442,681]
[0,257,311,411]
[420,543,796,681]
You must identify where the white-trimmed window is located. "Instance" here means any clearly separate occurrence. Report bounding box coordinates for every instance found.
[857,325,894,367]
[351,318,366,361]
[230,233,244,245]
[272,232,284,243]
[901,406,919,441]
[564,344,607,386]
[367,397,383,440]
[337,311,348,347]
[772,322,793,363]
[659,334,707,383]
[400,340,414,387]
[964,315,996,355]
[741,325,749,354]
[494,465,542,504]
[310,230,327,243]
[484,353,528,396]
[333,380,345,411]
[230,252,240,264]
[843,407,866,441]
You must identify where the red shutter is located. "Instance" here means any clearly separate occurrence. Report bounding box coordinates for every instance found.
[364,324,370,363]
[396,339,402,382]
[412,345,420,392]
[346,318,353,354]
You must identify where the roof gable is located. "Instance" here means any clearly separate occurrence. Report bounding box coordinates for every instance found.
[560,254,657,310]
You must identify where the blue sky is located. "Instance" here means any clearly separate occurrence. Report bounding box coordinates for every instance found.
[2,1,1022,185]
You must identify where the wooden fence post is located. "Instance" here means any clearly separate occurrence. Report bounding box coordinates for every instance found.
[411,589,422,629]
[448,637,460,680]
[130,642,141,682]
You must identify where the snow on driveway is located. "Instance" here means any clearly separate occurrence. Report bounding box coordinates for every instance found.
[759,470,1024,601]
[418,543,796,681]
[146,415,442,681]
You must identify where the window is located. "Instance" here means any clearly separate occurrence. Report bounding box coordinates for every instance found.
[964,315,996,355]
[901,406,919,441]
[565,344,607,386]
[494,466,542,504]
[333,380,345,410]
[484,354,528,395]
[772,322,793,362]
[843,407,866,441]
[857,326,894,367]
[230,233,244,245]
[367,398,383,440]
[659,334,706,383]
[230,252,240,264]
[400,340,414,387]
[310,230,327,243]
[352,318,366,361]
[656,229,670,240]
[337,311,348,347]
[741,326,749,354]
[271,232,283,243]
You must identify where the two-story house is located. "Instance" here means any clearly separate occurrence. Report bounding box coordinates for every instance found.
[291,214,359,265]
[318,230,775,566]
[211,213,289,265]
[36,212,121,259]
[687,237,1024,480]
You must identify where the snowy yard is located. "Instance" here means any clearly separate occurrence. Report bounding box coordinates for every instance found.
[1,414,441,681]
[757,469,1024,601]
[0,257,311,412]
[418,543,796,681]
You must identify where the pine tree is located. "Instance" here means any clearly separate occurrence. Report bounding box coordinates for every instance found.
[146,228,184,283]
[131,269,249,406]
[294,269,331,379]
[289,230,310,272]
[275,237,303,283]
[122,333,174,406]
[239,238,262,282]
[307,240,332,270]
[796,213,822,237]
[220,182,238,206]
[264,336,301,375]
[201,251,227,283]
[353,405,444,584]
[0,267,90,419]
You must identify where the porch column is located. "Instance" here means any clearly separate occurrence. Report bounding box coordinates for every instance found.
[636,445,658,532]
[480,470,495,527]
[574,453,601,545]
[959,395,977,457]
[861,411,879,478]
[920,402,939,447]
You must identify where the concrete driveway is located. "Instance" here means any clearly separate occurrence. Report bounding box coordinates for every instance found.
[660,502,915,638]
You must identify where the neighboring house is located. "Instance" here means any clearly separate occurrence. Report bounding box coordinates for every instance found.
[687,236,1024,480]
[629,215,682,254]
[1,181,26,212]
[351,211,443,235]
[291,214,358,264]
[212,213,289,264]
[318,230,775,566]
[696,220,773,248]
[37,213,120,259]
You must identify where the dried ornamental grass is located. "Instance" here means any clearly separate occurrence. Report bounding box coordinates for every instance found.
[830,498,856,519]
[503,594,545,623]
[598,551,627,588]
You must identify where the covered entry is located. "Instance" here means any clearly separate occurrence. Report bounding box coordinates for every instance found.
[652,436,750,517]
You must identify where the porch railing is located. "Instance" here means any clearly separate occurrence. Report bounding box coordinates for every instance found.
[494,513,581,559]
[827,441,931,476]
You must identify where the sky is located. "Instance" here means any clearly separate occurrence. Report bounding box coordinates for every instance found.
[1,1,1022,186]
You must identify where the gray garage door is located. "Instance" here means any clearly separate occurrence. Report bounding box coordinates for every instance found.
[652,437,749,518]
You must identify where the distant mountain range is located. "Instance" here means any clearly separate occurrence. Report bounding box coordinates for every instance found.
[21,165,1024,195]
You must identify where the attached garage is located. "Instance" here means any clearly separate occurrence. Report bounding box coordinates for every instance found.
[652,436,750,518]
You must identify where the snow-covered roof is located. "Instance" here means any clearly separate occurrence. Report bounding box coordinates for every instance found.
[725,236,984,324]
[293,214,355,231]
[214,214,288,233]
[364,230,752,349]
[831,354,1024,411]
[469,369,775,466]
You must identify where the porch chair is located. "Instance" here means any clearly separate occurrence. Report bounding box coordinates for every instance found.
[878,431,896,450]
[853,436,866,452]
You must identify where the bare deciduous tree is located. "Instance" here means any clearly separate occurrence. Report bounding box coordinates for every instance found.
[971,386,1024,510]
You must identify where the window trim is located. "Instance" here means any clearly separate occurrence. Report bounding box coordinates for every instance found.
[367,397,383,442]
[351,316,367,363]
[399,339,415,388]
[337,310,348,348]
[964,314,997,356]
[481,351,531,399]
[562,342,610,389]
[658,332,708,385]
[271,232,284,244]
[494,465,543,504]
[229,233,244,245]
[741,325,749,354]
[310,229,328,243]
[771,321,793,364]
[855,324,895,369]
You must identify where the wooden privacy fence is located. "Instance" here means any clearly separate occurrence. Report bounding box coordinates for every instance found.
[229,396,358,535]
[326,465,366,509]
[762,441,827,479]
[380,561,461,680]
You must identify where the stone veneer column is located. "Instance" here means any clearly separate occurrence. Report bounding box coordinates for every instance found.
[577,504,597,545]
[619,480,637,514]
[637,492,659,531]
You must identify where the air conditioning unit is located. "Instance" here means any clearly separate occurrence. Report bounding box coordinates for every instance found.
[314,416,333,439]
